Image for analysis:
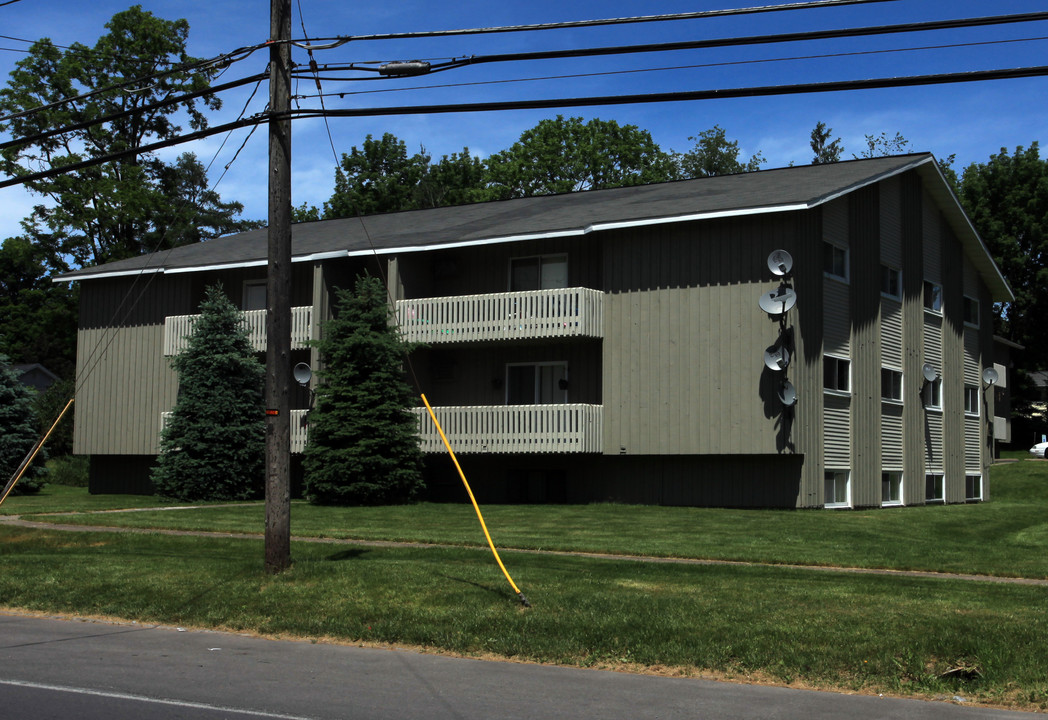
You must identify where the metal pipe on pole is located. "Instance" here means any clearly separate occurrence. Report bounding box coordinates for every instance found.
[265,0,293,573]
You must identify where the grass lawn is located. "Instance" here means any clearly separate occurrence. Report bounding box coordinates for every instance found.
[1,460,1047,710]
[9,459,1048,579]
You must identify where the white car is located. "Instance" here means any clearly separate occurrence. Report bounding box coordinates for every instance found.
[1030,442,1048,458]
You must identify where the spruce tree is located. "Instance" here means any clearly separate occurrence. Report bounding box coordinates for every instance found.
[304,275,424,505]
[151,285,264,500]
[0,351,46,495]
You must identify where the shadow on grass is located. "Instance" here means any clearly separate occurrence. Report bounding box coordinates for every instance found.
[438,573,512,602]
[324,548,369,562]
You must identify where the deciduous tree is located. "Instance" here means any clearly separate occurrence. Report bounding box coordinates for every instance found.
[676,125,764,178]
[0,6,251,269]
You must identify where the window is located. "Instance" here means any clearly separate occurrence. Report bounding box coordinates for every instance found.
[506,362,568,405]
[925,473,944,503]
[824,355,850,393]
[963,296,980,326]
[243,280,267,311]
[882,472,903,506]
[881,368,903,403]
[823,242,848,280]
[922,376,942,409]
[965,475,983,501]
[964,385,980,416]
[510,254,568,291]
[923,281,942,313]
[880,265,901,299]
[824,470,850,508]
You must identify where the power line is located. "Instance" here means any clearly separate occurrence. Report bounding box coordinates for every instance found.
[304,11,1048,78]
[292,35,1048,102]
[294,0,900,45]
[4,64,1046,191]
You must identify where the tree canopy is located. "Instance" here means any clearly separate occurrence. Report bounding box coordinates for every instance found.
[0,5,252,269]
[303,275,424,505]
[810,122,843,165]
[0,352,47,495]
[486,115,679,198]
[676,125,765,178]
[958,142,1048,369]
[151,285,265,501]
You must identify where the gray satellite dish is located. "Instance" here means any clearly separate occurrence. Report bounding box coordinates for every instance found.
[982,367,999,386]
[778,380,797,407]
[764,344,791,371]
[922,363,939,383]
[768,249,794,277]
[293,362,313,386]
[758,285,797,315]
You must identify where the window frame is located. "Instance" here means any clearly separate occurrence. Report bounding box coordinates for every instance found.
[925,473,945,504]
[505,361,569,405]
[964,385,980,417]
[881,471,903,507]
[963,295,980,327]
[824,469,851,509]
[965,474,983,502]
[823,242,849,282]
[242,279,268,311]
[880,265,901,300]
[922,376,943,410]
[508,253,569,292]
[823,355,851,395]
[923,281,943,314]
[881,367,903,404]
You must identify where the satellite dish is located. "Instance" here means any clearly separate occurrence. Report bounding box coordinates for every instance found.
[293,362,313,386]
[768,249,794,277]
[759,285,797,315]
[764,344,791,371]
[982,367,999,386]
[778,380,798,407]
[922,363,939,383]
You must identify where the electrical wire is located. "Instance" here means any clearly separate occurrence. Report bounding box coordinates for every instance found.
[302,10,1048,79]
[294,0,900,44]
[292,35,1048,102]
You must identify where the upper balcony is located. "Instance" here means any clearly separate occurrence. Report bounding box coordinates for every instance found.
[395,287,603,345]
[411,403,603,454]
[163,306,313,356]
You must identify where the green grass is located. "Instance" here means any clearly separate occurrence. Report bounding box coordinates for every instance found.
[3,460,1048,709]
[0,525,1045,709]
[9,459,1048,579]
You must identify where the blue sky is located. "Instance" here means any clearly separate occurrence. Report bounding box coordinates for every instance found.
[0,0,1045,242]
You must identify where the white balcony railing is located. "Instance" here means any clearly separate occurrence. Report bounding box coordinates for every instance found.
[411,404,603,454]
[396,287,603,345]
[163,306,313,356]
[162,405,601,455]
[161,409,310,454]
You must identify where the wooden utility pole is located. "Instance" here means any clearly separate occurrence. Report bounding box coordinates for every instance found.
[265,0,292,573]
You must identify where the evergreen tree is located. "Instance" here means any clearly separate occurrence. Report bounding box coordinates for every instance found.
[0,351,46,495]
[304,275,424,505]
[810,121,843,164]
[151,285,264,501]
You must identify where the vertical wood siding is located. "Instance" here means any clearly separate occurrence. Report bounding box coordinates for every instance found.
[880,176,903,267]
[602,214,801,458]
[75,276,190,455]
[922,193,943,283]
[900,171,927,506]
[941,229,966,503]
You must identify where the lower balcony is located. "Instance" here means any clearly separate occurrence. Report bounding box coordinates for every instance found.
[161,405,602,456]
[163,306,313,356]
[411,404,604,454]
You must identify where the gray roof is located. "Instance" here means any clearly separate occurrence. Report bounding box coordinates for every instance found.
[55,154,1012,301]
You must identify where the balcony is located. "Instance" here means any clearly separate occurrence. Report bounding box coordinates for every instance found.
[161,409,309,453]
[163,307,313,356]
[395,287,603,345]
[411,404,603,454]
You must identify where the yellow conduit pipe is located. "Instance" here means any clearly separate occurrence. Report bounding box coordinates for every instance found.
[420,393,530,607]
[0,398,75,508]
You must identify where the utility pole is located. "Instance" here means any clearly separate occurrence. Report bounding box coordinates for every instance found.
[265,0,292,573]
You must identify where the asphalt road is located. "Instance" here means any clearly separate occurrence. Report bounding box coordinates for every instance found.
[0,612,1036,719]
